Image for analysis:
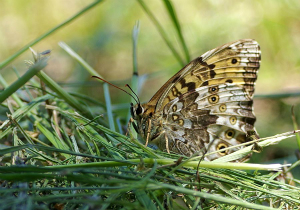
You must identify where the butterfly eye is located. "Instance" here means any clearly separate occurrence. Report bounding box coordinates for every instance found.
[136,105,143,115]
[217,143,228,156]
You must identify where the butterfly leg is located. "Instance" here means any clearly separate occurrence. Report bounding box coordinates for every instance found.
[126,118,138,136]
[164,133,170,154]
[145,118,152,147]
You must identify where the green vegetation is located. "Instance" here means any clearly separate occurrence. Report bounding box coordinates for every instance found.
[1,1,300,209]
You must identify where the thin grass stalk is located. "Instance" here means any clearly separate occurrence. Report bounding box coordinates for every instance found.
[46,158,285,171]
[162,0,190,63]
[127,21,140,138]
[103,83,115,131]
[132,21,140,94]
[58,41,114,129]
[137,0,185,66]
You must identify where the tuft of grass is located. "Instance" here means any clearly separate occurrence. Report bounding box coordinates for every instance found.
[1,1,300,210]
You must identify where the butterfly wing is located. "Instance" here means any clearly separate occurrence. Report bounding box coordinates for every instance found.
[148,39,260,110]
[150,39,261,161]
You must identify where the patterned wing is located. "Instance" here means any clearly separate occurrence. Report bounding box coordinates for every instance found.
[148,39,260,111]
[151,39,261,161]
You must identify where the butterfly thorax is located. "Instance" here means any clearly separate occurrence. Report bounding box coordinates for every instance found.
[131,103,165,144]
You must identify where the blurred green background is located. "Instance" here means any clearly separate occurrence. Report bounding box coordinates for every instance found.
[1,0,300,163]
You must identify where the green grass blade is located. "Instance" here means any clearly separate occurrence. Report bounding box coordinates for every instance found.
[36,122,69,151]
[131,21,140,101]
[137,0,185,66]
[0,58,48,104]
[127,21,140,137]
[162,0,190,63]
[0,74,24,107]
[103,83,116,131]
[59,41,114,130]
[58,42,102,77]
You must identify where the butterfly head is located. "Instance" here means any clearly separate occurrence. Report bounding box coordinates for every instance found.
[130,103,144,120]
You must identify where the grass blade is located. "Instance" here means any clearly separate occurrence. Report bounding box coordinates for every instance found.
[137,0,185,66]
[162,0,190,63]
[0,58,48,104]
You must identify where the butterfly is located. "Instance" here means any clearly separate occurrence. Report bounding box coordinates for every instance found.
[130,39,261,161]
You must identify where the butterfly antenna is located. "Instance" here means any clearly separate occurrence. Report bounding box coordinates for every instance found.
[92,76,139,105]
[125,84,140,105]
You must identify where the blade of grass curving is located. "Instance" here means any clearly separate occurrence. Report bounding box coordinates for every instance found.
[0,58,48,104]
[59,41,114,130]
[116,117,123,134]
[144,183,276,210]
[44,158,286,171]
[58,42,103,78]
[0,74,24,107]
[0,145,29,155]
[210,130,300,162]
[36,122,69,152]
[162,0,190,63]
[9,115,34,145]
[0,0,103,69]
[12,66,35,101]
[137,0,185,66]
